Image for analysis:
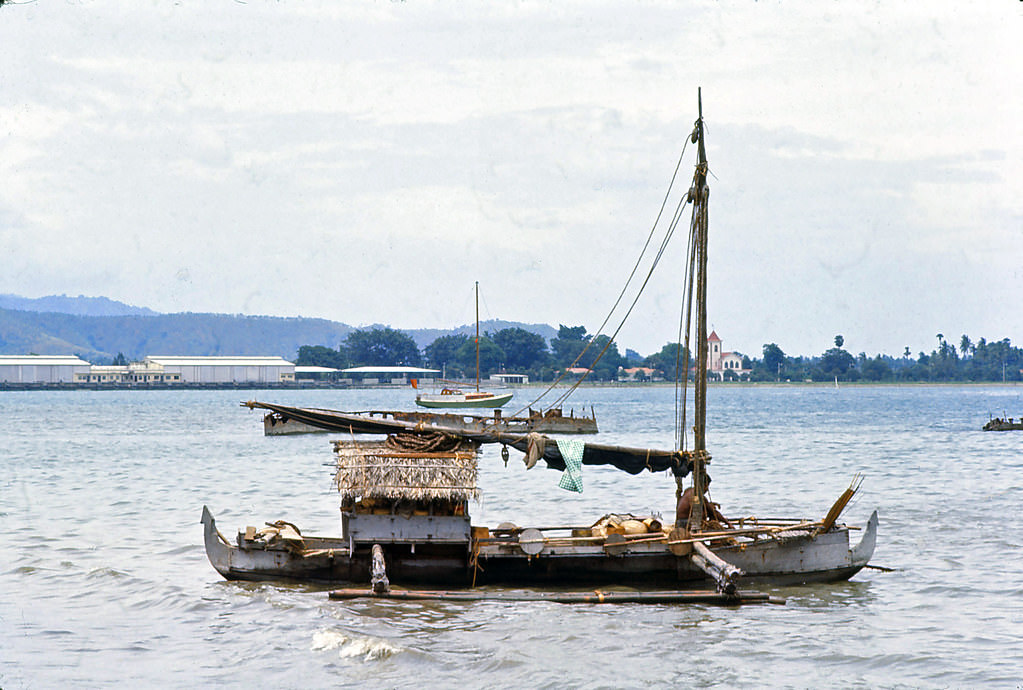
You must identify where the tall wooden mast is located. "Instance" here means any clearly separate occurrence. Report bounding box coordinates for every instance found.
[688,88,711,530]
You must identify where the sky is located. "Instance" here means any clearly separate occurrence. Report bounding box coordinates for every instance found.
[2,1,1020,359]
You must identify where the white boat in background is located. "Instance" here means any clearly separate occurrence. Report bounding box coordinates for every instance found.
[414,388,513,409]
[416,281,513,409]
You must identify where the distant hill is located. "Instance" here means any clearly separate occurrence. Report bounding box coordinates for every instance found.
[409,320,559,349]
[0,307,356,362]
[0,295,560,363]
[0,293,159,317]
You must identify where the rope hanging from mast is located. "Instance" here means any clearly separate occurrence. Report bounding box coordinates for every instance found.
[509,128,697,418]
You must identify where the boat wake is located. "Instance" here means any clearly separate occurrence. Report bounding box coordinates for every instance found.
[311,629,402,661]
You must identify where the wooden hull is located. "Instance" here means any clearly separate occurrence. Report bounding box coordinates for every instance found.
[256,403,598,436]
[473,513,877,587]
[201,506,469,584]
[202,506,877,589]
[415,391,514,409]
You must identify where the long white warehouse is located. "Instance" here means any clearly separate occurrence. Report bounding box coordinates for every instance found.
[0,355,92,383]
[143,356,295,384]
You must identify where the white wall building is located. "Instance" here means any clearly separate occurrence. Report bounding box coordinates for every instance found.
[77,365,131,384]
[0,355,92,383]
[341,366,439,385]
[74,362,182,384]
[143,356,295,384]
[490,373,529,384]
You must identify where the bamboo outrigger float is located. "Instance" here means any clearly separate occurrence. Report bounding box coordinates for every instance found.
[203,91,878,604]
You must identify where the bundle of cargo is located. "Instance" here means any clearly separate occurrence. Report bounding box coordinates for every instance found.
[584,513,665,539]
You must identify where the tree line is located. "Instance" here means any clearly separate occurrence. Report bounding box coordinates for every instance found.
[297,328,1023,383]
[750,334,1023,383]
[297,325,630,382]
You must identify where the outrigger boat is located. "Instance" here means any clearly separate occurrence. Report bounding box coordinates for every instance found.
[244,400,598,436]
[201,430,877,591]
[203,91,878,601]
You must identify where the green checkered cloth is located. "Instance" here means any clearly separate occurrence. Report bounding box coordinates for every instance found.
[556,439,585,493]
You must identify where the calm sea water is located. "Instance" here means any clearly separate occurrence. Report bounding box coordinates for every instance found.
[2,384,1021,689]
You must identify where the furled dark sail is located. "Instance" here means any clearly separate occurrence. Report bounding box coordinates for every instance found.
[243,400,687,477]
[242,401,419,435]
[500,434,690,477]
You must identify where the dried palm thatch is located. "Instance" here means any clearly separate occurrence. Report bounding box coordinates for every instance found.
[333,437,480,503]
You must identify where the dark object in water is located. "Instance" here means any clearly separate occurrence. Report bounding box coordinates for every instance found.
[983,416,1023,431]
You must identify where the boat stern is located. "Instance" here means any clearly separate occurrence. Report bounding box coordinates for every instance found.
[849,510,879,567]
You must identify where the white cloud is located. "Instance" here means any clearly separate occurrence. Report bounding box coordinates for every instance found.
[1,1,1021,356]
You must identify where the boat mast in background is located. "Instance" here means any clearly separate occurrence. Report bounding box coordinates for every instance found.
[475,280,480,393]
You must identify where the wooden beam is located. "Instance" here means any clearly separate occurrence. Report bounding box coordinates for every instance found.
[690,540,743,595]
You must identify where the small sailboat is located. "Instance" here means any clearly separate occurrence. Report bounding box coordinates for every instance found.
[415,282,513,409]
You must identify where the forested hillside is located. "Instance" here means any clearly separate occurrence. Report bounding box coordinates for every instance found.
[0,296,559,364]
[0,308,355,362]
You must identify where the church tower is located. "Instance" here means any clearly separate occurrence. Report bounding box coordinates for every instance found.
[707,331,722,371]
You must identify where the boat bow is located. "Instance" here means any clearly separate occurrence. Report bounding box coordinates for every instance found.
[201,505,234,579]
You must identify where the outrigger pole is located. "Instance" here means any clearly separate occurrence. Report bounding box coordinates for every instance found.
[328,587,783,606]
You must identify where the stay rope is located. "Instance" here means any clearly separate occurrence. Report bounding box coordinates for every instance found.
[508,127,698,418]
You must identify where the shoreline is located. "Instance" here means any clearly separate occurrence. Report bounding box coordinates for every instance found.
[2,380,1020,392]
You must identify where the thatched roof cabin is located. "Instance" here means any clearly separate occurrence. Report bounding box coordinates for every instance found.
[333,438,480,503]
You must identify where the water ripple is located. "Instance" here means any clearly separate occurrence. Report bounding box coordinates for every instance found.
[3,386,1023,687]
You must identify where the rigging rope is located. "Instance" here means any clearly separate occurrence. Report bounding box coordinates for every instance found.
[674,194,700,450]
[675,114,711,451]
[543,184,692,411]
[506,132,696,419]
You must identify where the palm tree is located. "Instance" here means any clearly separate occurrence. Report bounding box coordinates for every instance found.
[960,335,973,358]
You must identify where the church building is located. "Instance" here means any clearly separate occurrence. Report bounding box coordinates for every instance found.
[707,331,749,379]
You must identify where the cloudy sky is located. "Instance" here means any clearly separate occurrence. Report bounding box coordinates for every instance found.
[2,2,1019,358]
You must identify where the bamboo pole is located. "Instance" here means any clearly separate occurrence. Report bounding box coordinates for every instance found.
[328,588,783,605]
[477,520,822,549]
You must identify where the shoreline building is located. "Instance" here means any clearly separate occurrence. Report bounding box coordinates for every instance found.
[707,331,749,380]
[0,355,91,383]
[74,356,295,385]
[143,356,295,384]
[341,366,440,386]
